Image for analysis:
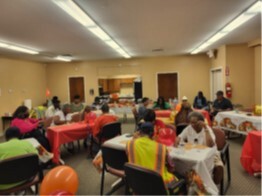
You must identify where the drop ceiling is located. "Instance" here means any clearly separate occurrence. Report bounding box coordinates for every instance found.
[0,0,260,62]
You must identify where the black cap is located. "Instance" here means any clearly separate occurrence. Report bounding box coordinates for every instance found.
[5,126,21,140]
[140,122,154,135]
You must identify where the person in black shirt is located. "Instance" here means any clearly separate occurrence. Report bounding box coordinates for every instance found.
[211,90,233,117]
[193,91,208,109]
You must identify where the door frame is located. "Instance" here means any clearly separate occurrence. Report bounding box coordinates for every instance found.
[210,67,223,101]
[67,75,86,103]
[156,71,180,100]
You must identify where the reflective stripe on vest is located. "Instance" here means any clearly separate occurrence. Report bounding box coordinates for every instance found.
[127,140,135,163]
[155,143,166,175]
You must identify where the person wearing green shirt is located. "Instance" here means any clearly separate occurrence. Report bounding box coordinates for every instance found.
[153,96,171,110]
[70,95,84,113]
[0,127,38,190]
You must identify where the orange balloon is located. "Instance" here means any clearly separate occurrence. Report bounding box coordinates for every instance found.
[40,166,79,195]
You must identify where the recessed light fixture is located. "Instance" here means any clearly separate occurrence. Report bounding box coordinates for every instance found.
[53,0,131,59]
[0,41,39,55]
[191,0,261,54]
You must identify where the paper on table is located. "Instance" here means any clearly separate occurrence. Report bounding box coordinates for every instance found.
[24,138,53,163]
[184,143,207,150]
[119,140,130,145]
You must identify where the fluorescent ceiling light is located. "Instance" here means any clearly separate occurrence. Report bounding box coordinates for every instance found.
[53,0,95,27]
[246,1,262,13]
[106,40,120,49]
[208,32,228,43]
[88,26,111,41]
[0,41,38,54]
[191,0,261,55]
[222,13,254,32]
[54,55,72,62]
[52,0,131,58]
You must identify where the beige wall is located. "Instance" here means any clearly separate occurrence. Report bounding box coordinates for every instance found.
[226,44,255,107]
[0,57,46,134]
[46,62,99,104]
[210,45,226,93]
[254,46,261,104]
[46,55,211,104]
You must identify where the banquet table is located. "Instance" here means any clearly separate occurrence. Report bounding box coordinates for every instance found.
[103,134,218,195]
[214,111,262,135]
[240,131,262,175]
[47,122,93,164]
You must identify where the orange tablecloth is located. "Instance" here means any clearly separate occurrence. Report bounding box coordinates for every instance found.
[240,131,262,174]
[155,110,172,118]
[47,123,93,164]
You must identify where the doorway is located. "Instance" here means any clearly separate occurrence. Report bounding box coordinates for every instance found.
[157,73,178,100]
[69,77,85,103]
[210,68,223,100]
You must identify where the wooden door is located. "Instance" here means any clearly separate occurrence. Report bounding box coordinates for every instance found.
[157,73,178,100]
[69,77,85,102]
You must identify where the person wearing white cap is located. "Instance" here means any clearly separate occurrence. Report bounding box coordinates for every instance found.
[175,96,189,112]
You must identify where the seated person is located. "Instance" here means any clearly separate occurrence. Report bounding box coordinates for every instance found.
[70,94,84,113]
[153,96,171,110]
[193,91,208,110]
[126,122,181,191]
[175,112,223,181]
[45,96,60,118]
[142,109,165,138]
[93,104,118,140]
[0,127,38,190]
[175,112,215,148]
[52,104,72,126]
[137,97,150,121]
[211,90,233,117]
[11,106,50,151]
[175,96,189,112]
[82,105,97,124]
[175,102,193,135]
[92,96,102,110]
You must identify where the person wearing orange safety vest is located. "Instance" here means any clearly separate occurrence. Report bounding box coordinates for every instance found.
[126,122,180,190]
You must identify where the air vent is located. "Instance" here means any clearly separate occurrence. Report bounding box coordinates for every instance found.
[152,48,164,52]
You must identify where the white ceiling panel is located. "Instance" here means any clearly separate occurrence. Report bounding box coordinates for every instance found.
[0,0,260,62]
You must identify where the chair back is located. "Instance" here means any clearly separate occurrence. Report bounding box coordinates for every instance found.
[71,113,81,122]
[124,163,168,195]
[101,146,128,171]
[212,128,226,150]
[176,124,188,136]
[0,153,39,184]
[157,126,176,146]
[99,122,121,144]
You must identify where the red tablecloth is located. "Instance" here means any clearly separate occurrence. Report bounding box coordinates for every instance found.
[47,123,93,164]
[155,110,172,118]
[240,131,262,174]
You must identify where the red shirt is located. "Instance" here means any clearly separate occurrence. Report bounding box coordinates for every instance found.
[154,119,166,137]
[84,112,97,124]
[93,114,118,137]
